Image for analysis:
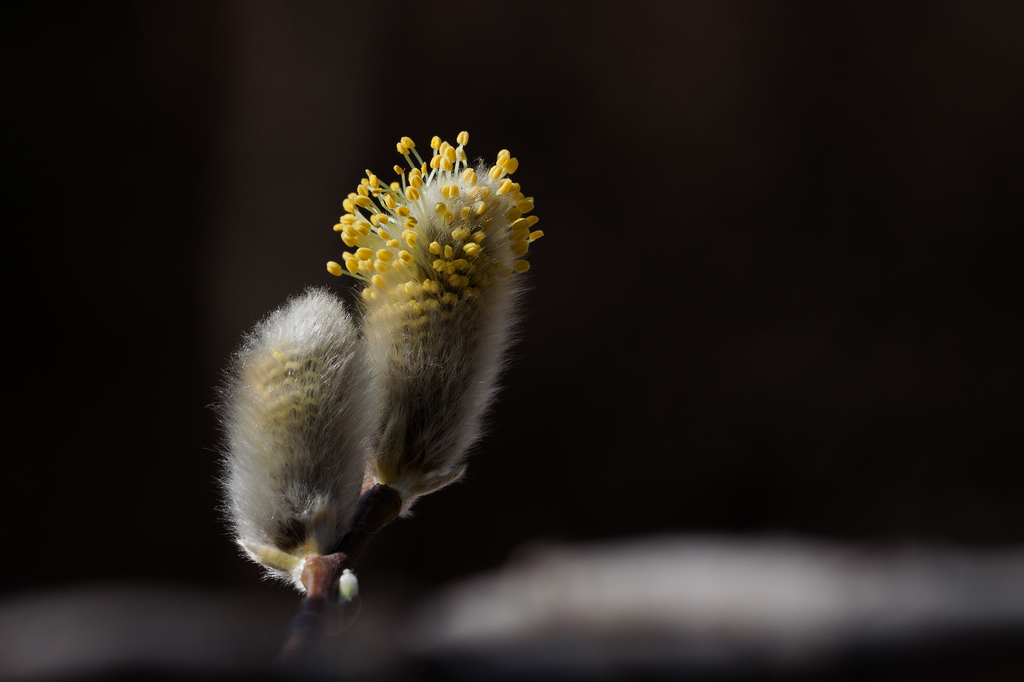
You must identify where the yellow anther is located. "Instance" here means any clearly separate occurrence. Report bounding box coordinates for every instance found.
[342,198,357,213]
[354,195,372,208]
[370,214,388,226]
[442,292,457,305]
[461,168,477,185]
[457,131,469,145]
[333,223,345,232]
[345,257,359,273]
[399,250,415,263]
[463,242,482,256]
[376,249,393,261]
[524,215,540,227]
[444,245,454,259]
[406,186,420,201]
[430,136,441,149]
[403,230,417,247]
[423,297,440,311]
[472,232,486,243]
[326,261,343,276]
[529,230,544,242]
[356,247,374,260]
[372,274,385,288]
[445,262,456,274]
[497,149,510,164]
[451,227,471,240]
[432,259,446,271]
[447,184,460,198]
[473,201,486,215]
[511,241,529,256]
[488,165,504,180]
[444,212,455,224]
[341,232,358,247]
[393,165,404,175]
[359,179,370,190]
[354,221,371,235]
[387,238,400,248]
[421,163,428,175]
[440,156,453,172]
[497,179,515,194]
[390,181,400,190]
[516,199,534,212]
[422,279,438,294]
[400,136,416,149]
[382,195,396,212]
[429,156,441,169]
[435,202,447,214]
[453,258,470,271]
[368,174,379,188]
[374,259,391,272]
[410,174,423,188]
[361,288,378,302]
[501,157,519,174]
[507,208,523,221]
[460,206,472,219]
[470,187,491,200]
[513,260,531,273]
[445,146,457,163]
[396,206,411,217]
[397,142,410,155]
[429,241,441,254]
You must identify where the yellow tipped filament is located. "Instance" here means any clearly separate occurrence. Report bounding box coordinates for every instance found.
[328,131,542,322]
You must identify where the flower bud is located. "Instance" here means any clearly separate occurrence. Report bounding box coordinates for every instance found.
[220,288,378,588]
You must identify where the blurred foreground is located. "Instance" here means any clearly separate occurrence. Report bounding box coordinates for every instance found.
[2,536,1022,680]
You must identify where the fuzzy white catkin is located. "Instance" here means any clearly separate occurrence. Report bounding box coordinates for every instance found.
[327,133,542,515]
[220,288,378,588]
[362,168,524,513]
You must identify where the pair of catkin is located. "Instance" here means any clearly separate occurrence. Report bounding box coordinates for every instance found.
[220,132,540,589]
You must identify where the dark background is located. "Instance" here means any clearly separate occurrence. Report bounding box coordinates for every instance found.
[11,0,1022,604]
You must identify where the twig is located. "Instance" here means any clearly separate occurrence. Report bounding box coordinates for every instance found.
[275,484,403,664]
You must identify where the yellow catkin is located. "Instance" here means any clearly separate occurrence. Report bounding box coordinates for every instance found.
[327,131,541,326]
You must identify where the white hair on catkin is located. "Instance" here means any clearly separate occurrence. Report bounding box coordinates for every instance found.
[220,288,378,589]
[365,245,523,514]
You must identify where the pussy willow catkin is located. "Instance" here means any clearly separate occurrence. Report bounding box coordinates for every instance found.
[221,289,378,588]
[327,132,542,513]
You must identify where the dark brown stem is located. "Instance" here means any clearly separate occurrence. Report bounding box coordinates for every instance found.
[335,483,404,561]
[275,484,404,665]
